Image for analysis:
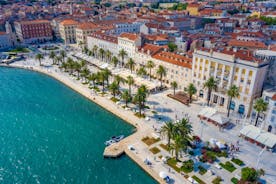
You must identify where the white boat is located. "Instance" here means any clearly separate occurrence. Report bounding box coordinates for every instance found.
[104,139,116,146]
[111,135,124,142]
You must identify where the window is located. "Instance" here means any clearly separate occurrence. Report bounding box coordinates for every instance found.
[235,68,239,72]
[273,110,276,115]
[234,76,238,81]
[249,70,253,76]
[242,69,245,74]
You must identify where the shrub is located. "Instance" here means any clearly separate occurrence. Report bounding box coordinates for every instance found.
[160,143,169,151]
[198,165,207,175]
[181,160,194,173]
[231,158,244,166]
[167,158,180,172]
[141,137,160,146]
[220,161,236,172]
[192,175,206,184]
[231,177,239,184]
[188,150,194,155]
[241,167,258,182]
[201,151,217,163]
[149,147,160,154]
[212,176,222,184]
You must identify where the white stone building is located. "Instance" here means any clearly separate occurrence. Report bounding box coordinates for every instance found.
[192,48,269,116]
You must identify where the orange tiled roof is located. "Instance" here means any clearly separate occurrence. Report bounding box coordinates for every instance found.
[138,44,166,56]
[17,19,50,24]
[272,94,276,101]
[153,51,192,69]
[60,19,78,26]
[77,23,99,30]
[228,39,267,49]
[119,33,138,41]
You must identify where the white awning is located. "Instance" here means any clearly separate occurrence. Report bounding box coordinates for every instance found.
[210,113,229,125]
[198,107,217,118]
[240,125,276,148]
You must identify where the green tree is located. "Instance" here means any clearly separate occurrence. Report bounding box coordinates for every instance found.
[35,53,44,66]
[253,98,268,126]
[241,167,264,182]
[60,50,66,63]
[114,75,125,89]
[97,71,105,93]
[160,121,175,148]
[170,134,185,161]
[80,67,90,82]
[171,81,178,95]
[185,83,197,103]
[74,61,82,79]
[203,77,218,106]
[126,58,136,73]
[105,50,112,62]
[98,48,105,61]
[126,75,135,95]
[55,56,62,66]
[227,85,239,117]
[118,49,127,66]
[92,45,98,57]
[146,60,155,81]
[49,51,56,65]
[122,90,131,107]
[133,85,147,116]
[168,42,177,52]
[66,57,75,74]
[88,73,98,87]
[137,66,147,77]
[109,81,119,98]
[112,56,119,67]
[157,65,167,88]
[102,68,112,87]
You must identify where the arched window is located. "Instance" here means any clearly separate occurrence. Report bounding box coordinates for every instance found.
[199,90,204,98]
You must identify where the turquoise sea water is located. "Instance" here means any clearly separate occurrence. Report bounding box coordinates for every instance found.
[0,67,156,184]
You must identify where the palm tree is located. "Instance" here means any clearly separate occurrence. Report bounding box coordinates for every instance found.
[160,121,175,148]
[97,71,105,93]
[126,58,136,73]
[109,82,119,98]
[118,49,127,66]
[99,48,105,61]
[133,86,146,116]
[60,50,66,63]
[146,60,155,81]
[80,67,90,82]
[203,77,218,106]
[105,50,112,62]
[35,53,43,66]
[88,73,98,87]
[60,61,68,72]
[114,75,125,88]
[126,75,135,95]
[92,45,98,57]
[140,84,148,107]
[66,57,75,74]
[185,83,197,103]
[176,118,193,136]
[111,56,119,67]
[227,85,239,117]
[122,90,131,107]
[170,135,185,161]
[55,56,62,66]
[157,65,166,88]
[253,98,268,126]
[102,68,112,87]
[49,51,56,65]
[74,61,82,79]
[137,66,147,77]
[171,81,178,95]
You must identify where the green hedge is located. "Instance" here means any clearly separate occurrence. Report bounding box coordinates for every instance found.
[231,158,244,166]
[192,175,206,184]
[220,161,236,172]
[231,177,239,184]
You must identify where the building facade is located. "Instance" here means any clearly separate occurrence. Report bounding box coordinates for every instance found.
[14,20,52,44]
[59,19,78,44]
[75,23,100,45]
[0,32,12,50]
[192,48,269,116]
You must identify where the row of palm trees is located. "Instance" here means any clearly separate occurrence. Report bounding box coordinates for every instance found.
[57,56,149,116]
[160,118,193,160]
[84,46,169,88]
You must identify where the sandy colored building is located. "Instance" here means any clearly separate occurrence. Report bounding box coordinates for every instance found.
[76,23,101,45]
[192,48,269,116]
[59,19,78,44]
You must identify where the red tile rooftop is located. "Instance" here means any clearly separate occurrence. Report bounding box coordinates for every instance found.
[119,33,138,41]
[228,39,267,49]
[60,19,78,26]
[16,19,50,24]
[90,32,118,44]
[272,94,276,101]
[77,23,99,30]
[153,51,192,69]
[138,44,167,56]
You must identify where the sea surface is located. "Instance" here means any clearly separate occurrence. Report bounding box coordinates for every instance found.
[0,67,156,184]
